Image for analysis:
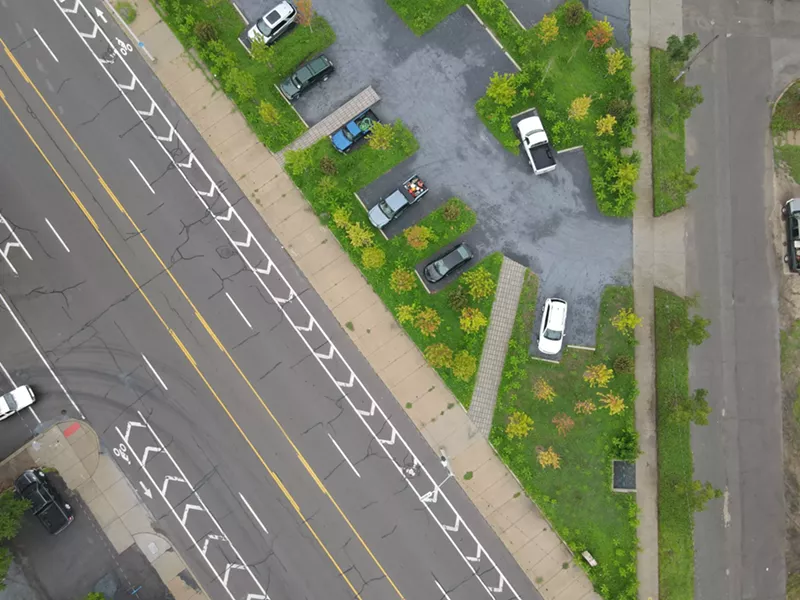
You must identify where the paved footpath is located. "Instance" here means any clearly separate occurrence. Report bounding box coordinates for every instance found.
[119,1,601,598]
[0,420,208,600]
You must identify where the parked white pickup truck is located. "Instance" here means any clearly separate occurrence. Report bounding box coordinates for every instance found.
[516,113,557,175]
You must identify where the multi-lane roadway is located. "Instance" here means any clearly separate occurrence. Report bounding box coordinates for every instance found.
[0,2,537,599]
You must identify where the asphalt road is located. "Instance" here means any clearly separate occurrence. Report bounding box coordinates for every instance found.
[682,0,800,597]
[0,2,539,600]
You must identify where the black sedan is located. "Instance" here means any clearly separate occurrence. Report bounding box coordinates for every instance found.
[423,243,474,283]
[14,469,74,535]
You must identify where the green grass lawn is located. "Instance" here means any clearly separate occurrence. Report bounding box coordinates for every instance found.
[490,283,639,600]
[154,0,335,151]
[286,129,502,405]
[776,144,800,185]
[773,81,800,135]
[654,289,695,600]
[383,0,466,35]
[651,49,693,217]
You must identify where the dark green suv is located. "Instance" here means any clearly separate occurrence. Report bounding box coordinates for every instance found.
[279,55,334,101]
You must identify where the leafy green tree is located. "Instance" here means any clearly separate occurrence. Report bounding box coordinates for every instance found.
[675,84,704,119]
[461,267,496,300]
[486,72,517,108]
[666,33,700,65]
[660,166,699,204]
[224,68,257,101]
[0,490,29,591]
[677,480,722,512]
[451,351,477,381]
[505,411,534,439]
[671,388,712,425]
[284,148,314,176]
[250,38,276,68]
[258,100,280,126]
[536,14,559,45]
[361,247,386,269]
[367,122,395,151]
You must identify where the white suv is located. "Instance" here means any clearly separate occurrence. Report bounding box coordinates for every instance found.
[247,1,297,45]
[538,298,567,355]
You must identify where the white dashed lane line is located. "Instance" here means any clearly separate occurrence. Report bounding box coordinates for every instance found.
[45,217,70,252]
[33,27,58,62]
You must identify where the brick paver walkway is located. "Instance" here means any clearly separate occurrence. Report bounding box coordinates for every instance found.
[469,257,527,437]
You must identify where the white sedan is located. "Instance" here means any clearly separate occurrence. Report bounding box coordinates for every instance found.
[0,385,35,420]
[538,298,568,355]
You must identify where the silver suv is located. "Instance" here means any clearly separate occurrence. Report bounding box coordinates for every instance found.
[247,1,297,45]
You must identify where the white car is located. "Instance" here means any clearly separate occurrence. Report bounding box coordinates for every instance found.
[247,1,297,45]
[538,298,567,355]
[0,385,35,420]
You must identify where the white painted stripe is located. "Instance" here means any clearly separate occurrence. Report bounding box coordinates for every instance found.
[328,433,360,478]
[45,218,70,252]
[0,293,84,418]
[102,0,154,62]
[434,579,453,600]
[33,28,59,62]
[141,354,167,390]
[225,292,252,329]
[238,493,268,534]
[128,159,154,194]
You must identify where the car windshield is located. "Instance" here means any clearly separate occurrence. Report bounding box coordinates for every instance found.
[3,395,16,411]
[256,19,273,36]
[543,328,562,341]
[433,259,447,275]
[342,129,354,142]
[378,201,395,219]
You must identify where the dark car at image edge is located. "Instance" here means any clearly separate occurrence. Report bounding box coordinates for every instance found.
[423,243,474,284]
[14,469,74,535]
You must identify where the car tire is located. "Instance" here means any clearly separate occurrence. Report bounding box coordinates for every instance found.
[783,205,789,218]
[786,255,790,263]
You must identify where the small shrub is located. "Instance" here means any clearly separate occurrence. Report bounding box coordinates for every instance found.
[671,388,712,425]
[607,97,632,119]
[319,156,338,176]
[463,470,474,480]
[574,400,597,414]
[677,480,722,512]
[404,225,436,250]
[606,48,625,75]
[611,427,640,459]
[537,446,561,469]
[596,114,617,136]
[533,378,556,403]
[568,95,592,121]
[448,286,470,311]
[486,72,517,108]
[583,363,614,388]
[611,307,642,336]
[115,1,137,24]
[537,14,559,46]
[586,18,614,49]
[331,207,351,229]
[346,222,374,248]
[390,267,416,293]
[194,21,217,44]
[666,33,700,65]
[361,246,386,270]
[598,391,626,415]
[250,38,276,67]
[368,122,395,151]
[284,149,314,177]
[552,413,575,437]
[224,68,257,101]
[452,351,478,381]
[396,304,417,324]
[442,198,462,221]
[425,343,454,368]
[506,411,534,439]
[660,166,699,204]
[563,0,586,26]
[460,307,488,334]
[203,40,235,77]
[613,354,634,374]
[461,267,496,300]
[258,100,280,126]
[414,307,441,337]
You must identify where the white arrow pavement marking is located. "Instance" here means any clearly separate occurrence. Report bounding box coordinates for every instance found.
[139,481,152,498]
[94,6,107,22]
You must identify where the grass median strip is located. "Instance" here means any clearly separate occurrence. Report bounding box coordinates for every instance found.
[490,282,639,600]
[154,0,335,151]
[285,128,503,405]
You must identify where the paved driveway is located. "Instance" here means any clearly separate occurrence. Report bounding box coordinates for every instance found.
[238,0,632,347]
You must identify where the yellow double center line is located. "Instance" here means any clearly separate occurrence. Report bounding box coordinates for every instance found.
[0,38,404,600]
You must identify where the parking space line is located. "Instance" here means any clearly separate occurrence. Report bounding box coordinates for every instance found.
[45,218,70,252]
[225,292,252,329]
[33,28,58,63]
[0,293,83,418]
[328,433,360,478]
[141,353,168,390]
[239,493,268,534]
[0,359,40,423]
[128,158,154,194]
[434,579,453,600]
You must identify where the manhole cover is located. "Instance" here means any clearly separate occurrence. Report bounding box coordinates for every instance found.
[216,245,235,259]
[612,460,636,492]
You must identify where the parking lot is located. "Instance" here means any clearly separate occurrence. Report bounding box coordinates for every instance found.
[237,0,632,347]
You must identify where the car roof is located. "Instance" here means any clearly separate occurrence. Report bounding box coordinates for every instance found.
[545,298,567,328]
[265,1,294,25]
[442,245,469,268]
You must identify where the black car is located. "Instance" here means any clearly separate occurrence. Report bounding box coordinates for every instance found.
[784,197,800,273]
[423,243,474,284]
[14,469,74,534]
[279,55,334,101]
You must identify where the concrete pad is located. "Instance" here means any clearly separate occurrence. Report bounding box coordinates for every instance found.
[63,422,86,441]
[559,579,596,600]
[496,492,532,525]
[653,207,687,295]
[104,518,135,554]
[130,3,162,36]
[120,504,152,535]
[273,207,319,240]
[412,398,451,429]
[104,477,139,517]
[285,226,333,260]
[323,271,370,308]
[307,253,356,292]
[389,367,441,405]
[296,241,344,276]
[167,574,200,600]
[87,494,117,528]
[531,553,564,585]
[135,532,171,563]
[227,145,273,181]
[258,191,305,226]
[378,353,425,389]
[486,508,515,535]
[541,567,578,597]
[463,456,508,496]
[168,69,211,107]
[204,111,249,151]
[216,129,260,169]
[193,96,236,133]
[366,333,417,372]
[451,439,494,477]
[535,528,565,554]
[514,508,550,539]
[438,415,482,457]
[332,288,379,325]
[422,405,470,443]
[92,455,123,491]
[48,444,80,474]
[140,23,185,63]
[76,478,102,503]
[152,550,185,581]
[238,157,284,196]
[479,472,520,510]
[70,433,96,461]
[352,314,402,356]
[499,523,532,554]
[61,460,90,489]
[153,58,192,89]
[516,537,549,572]
[350,302,392,337]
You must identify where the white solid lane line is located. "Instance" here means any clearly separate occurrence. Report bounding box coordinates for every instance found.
[141,354,168,390]
[45,218,70,252]
[0,293,83,418]
[225,292,252,329]
[328,433,360,478]
[33,28,58,63]
[238,493,268,534]
[128,158,154,194]
[434,580,453,600]
[0,360,41,423]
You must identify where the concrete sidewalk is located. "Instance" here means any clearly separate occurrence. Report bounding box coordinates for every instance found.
[0,421,208,600]
[118,1,601,597]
